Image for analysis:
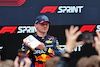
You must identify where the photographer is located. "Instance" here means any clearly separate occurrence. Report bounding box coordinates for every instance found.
[56,25,85,67]
[76,31,100,67]
[56,25,100,67]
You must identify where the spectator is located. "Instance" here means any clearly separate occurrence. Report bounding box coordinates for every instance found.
[14,56,31,67]
[56,25,100,67]
[76,55,100,67]
[76,31,100,67]
[56,25,84,67]
[45,56,60,67]
[0,59,14,67]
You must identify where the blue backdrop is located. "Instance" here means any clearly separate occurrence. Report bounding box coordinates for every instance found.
[0,0,100,25]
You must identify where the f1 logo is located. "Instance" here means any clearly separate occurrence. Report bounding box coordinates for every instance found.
[0,0,26,6]
[40,6,58,13]
[0,26,17,34]
[79,25,96,32]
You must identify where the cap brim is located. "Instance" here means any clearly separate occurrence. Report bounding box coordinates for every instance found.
[40,21,52,24]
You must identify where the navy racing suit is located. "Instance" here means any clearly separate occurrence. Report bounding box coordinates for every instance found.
[21,33,61,67]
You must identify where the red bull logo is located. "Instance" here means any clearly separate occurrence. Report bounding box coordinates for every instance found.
[35,62,45,67]
[35,54,51,62]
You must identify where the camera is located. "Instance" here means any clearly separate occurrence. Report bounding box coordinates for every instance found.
[18,49,27,63]
[78,32,96,44]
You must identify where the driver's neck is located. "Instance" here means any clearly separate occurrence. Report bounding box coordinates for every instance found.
[36,32,47,37]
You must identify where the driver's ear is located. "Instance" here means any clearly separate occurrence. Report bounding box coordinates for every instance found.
[34,23,37,28]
